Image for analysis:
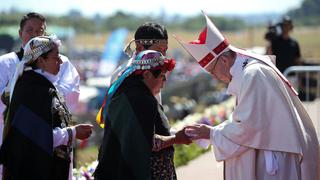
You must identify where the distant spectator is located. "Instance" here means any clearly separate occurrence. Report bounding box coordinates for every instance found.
[268,16,302,73]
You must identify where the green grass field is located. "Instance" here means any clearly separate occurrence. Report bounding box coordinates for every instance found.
[74,26,320,63]
[75,146,98,168]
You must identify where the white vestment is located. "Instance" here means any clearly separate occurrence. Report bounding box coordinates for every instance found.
[209,54,320,180]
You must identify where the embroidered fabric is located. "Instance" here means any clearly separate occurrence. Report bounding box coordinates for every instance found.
[151,147,176,180]
[96,50,175,127]
[123,39,168,57]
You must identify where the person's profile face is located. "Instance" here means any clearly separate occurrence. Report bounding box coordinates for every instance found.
[19,18,46,47]
[210,56,233,83]
[143,70,167,96]
[148,42,168,56]
[39,46,62,75]
[282,22,293,32]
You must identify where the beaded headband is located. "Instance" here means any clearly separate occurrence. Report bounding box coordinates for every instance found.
[123,39,168,57]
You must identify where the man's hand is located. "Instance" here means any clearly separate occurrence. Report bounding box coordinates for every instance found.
[185,124,212,140]
[75,124,93,140]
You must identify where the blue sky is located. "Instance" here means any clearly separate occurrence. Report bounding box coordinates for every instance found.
[0,0,303,17]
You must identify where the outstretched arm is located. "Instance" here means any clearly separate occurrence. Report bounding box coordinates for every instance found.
[152,128,192,152]
[185,124,212,140]
[185,123,248,161]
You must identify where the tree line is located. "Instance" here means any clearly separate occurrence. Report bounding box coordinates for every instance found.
[1,0,319,34]
[0,10,246,33]
[288,0,320,25]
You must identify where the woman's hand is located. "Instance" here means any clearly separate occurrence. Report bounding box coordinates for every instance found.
[75,124,93,140]
[174,128,192,145]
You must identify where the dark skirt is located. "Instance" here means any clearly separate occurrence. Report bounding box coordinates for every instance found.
[151,147,176,180]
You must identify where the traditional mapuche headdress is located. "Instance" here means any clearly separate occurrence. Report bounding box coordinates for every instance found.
[174,11,298,96]
[96,50,175,128]
[8,35,61,100]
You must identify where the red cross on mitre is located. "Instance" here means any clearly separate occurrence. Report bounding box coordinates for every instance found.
[174,11,230,72]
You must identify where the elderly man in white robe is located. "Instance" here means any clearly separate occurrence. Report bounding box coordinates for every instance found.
[175,12,320,180]
[0,12,80,180]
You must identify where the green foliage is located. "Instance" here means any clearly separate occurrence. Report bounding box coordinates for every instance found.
[295,16,320,26]
[76,144,210,169]
[102,11,153,31]
[0,12,25,27]
[170,15,246,31]
[174,143,210,167]
[76,146,98,168]
[1,0,320,32]
[300,0,320,16]
[288,0,320,26]
[0,10,246,33]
